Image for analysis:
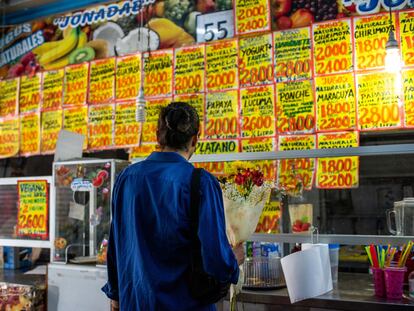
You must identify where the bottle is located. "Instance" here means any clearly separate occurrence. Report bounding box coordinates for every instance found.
[409,270,414,299]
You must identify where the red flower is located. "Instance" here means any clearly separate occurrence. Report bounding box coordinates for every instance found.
[235,173,245,185]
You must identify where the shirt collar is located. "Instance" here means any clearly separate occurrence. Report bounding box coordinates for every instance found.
[147,152,188,163]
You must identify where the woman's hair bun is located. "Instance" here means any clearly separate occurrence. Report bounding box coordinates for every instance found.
[165,107,191,134]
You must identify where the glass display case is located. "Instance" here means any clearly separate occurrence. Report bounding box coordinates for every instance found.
[52,159,128,265]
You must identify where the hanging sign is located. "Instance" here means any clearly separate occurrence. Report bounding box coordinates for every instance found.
[0,78,19,117]
[235,0,271,35]
[63,63,89,107]
[88,58,115,105]
[194,161,226,177]
[313,19,353,75]
[17,180,48,238]
[20,112,40,156]
[315,73,357,132]
[116,54,141,102]
[88,104,114,150]
[399,11,414,68]
[144,50,173,98]
[255,200,281,234]
[0,117,19,158]
[174,93,205,139]
[206,39,239,92]
[41,69,64,110]
[41,109,62,154]
[142,97,170,143]
[129,144,158,160]
[114,102,140,147]
[403,69,414,127]
[174,45,205,95]
[241,137,276,153]
[63,106,88,149]
[239,33,274,87]
[19,73,41,113]
[195,139,239,155]
[274,27,312,82]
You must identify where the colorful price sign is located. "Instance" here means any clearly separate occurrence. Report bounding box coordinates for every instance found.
[354,13,397,71]
[239,33,274,87]
[142,97,170,143]
[194,161,226,177]
[63,63,89,107]
[403,69,414,127]
[0,117,19,158]
[205,90,239,139]
[195,139,239,155]
[41,69,63,110]
[255,200,281,234]
[235,0,270,35]
[316,132,359,189]
[174,93,205,139]
[19,73,41,113]
[399,11,414,67]
[144,50,173,98]
[241,137,276,153]
[206,39,239,92]
[41,109,62,154]
[276,80,315,134]
[0,78,19,117]
[252,160,277,182]
[116,54,141,102]
[315,73,357,132]
[63,106,88,149]
[313,19,353,75]
[274,27,312,82]
[17,180,48,238]
[89,58,116,104]
[357,72,402,130]
[174,45,205,95]
[129,144,158,160]
[277,134,316,191]
[20,113,40,156]
[240,85,276,138]
[114,102,140,147]
[88,105,114,150]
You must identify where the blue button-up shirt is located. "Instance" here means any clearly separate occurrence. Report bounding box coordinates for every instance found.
[102,152,239,310]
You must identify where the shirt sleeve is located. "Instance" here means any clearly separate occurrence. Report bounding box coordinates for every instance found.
[198,170,240,284]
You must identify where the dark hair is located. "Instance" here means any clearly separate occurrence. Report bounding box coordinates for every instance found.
[157,101,200,150]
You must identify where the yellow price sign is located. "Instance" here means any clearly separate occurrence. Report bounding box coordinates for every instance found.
[88,104,114,150]
[42,69,64,110]
[89,58,116,105]
[206,39,238,92]
[276,80,315,134]
[174,45,205,95]
[354,13,397,71]
[313,19,353,75]
[63,106,88,149]
[241,137,276,153]
[142,97,171,143]
[114,102,140,147]
[255,200,281,234]
[240,85,276,138]
[41,109,62,154]
[0,78,19,117]
[205,90,239,139]
[195,139,239,155]
[274,27,312,82]
[19,73,41,113]
[17,180,48,238]
[194,162,226,177]
[129,144,158,160]
[239,33,274,87]
[357,72,402,130]
[144,50,173,98]
[20,113,40,156]
[0,117,19,158]
[315,73,357,132]
[403,69,414,127]
[63,63,89,107]
[174,93,205,139]
[399,11,414,67]
[116,54,141,102]
[235,0,270,35]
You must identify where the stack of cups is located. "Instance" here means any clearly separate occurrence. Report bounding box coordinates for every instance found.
[371,265,407,300]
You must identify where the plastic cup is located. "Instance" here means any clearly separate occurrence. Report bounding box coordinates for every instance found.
[329,244,340,285]
[384,266,407,300]
[371,267,385,298]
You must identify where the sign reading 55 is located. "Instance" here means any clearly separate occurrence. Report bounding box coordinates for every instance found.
[196,10,234,43]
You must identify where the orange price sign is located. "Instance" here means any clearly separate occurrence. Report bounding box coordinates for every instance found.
[354,13,397,71]
[174,94,205,139]
[205,90,239,139]
[114,102,140,147]
[88,105,114,150]
[277,134,316,191]
[174,45,205,95]
[19,73,41,113]
[194,161,226,177]
[129,144,158,160]
[0,117,19,158]
[144,50,173,98]
[241,137,276,153]
[235,0,270,35]
[357,72,402,130]
[274,27,312,82]
[41,69,63,110]
[239,33,274,87]
[89,58,116,104]
[255,200,281,234]
[403,69,414,127]
[63,106,88,149]
[41,109,62,154]
[399,11,414,67]
[0,78,19,117]
[315,73,357,132]
[20,113,40,156]
[276,80,315,134]
[316,131,359,189]
[17,180,48,238]
[63,63,89,107]
[142,97,171,143]
[116,54,141,102]
[240,85,276,138]
[206,39,238,92]
[313,19,353,75]
[195,139,239,155]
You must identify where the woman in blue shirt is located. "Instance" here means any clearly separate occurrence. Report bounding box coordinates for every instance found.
[103,102,243,310]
